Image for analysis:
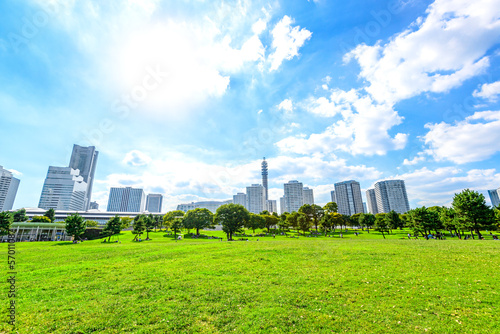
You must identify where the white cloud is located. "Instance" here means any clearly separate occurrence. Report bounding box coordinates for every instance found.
[278,99,294,113]
[123,150,152,166]
[7,169,23,177]
[424,110,500,164]
[473,81,500,102]
[403,153,426,166]
[269,15,312,71]
[344,0,500,104]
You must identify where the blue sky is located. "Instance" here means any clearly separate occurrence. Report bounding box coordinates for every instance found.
[1,0,500,211]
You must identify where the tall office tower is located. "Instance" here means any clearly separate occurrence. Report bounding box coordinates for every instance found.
[266,199,277,213]
[374,180,410,214]
[334,180,364,216]
[0,166,20,211]
[366,189,378,214]
[261,158,268,201]
[488,188,500,207]
[280,197,286,214]
[330,190,336,203]
[177,200,232,213]
[89,201,99,210]
[303,187,314,205]
[38,167,87,211]
[146,194,163,213]
[107,187,146,212]
[246,184,266,214]
[284,180,303,213]
[233,193,247,208]
[69,144,99,210]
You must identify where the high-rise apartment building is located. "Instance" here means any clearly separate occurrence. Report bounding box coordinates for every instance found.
[107,187,145,212]
[69,145,98,210]
[0,166,20,211]
[280,197,286,214]
[284,180,303,213]
[146,194,163,213]
[488,188,500,207]
[177,200,232,213]
[233,193,247,208]
[330,190,336,203]
[38,167,87,211]
[374,180,410,214]
[334,180,364,216]
[303,187,314,205]
[261,158,268,201]
[366,189,378,214]
[89,201,99,210]
[246,184,266,214]
[266,199,277,213]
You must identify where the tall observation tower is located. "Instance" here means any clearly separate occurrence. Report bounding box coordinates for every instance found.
[261,157,268,201]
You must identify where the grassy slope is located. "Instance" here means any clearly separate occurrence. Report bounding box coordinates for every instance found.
[1,229,498,333]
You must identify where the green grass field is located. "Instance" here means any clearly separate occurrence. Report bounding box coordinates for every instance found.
[1,228,499,333]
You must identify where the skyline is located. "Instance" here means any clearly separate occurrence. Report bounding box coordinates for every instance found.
[1,0,500,211]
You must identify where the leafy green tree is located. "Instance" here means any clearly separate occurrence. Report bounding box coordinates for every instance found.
[341,215,351,231]
[261,212,279,232]
[170,218,184,239]
[246,213,265,234]
[131,215,146,241]
[183,208,215,235]
[31,215,52,223]
[323,202,338,214]
[351,213,362,228]
[86,220,99,227]
[44,208,55,223]
[297,212,312,234]
[494,206,500,230]
[286,211,300,231]
[145,214,155,240]
[102,215,122,242]
[154,215,163,231]
[439,207,458,235]
[65,213,86,241]
[13,208,28,222]
[452,189,495,239]
[359,213,375,233]
[120,217,133,230]
[0,211,13,236]
[385,210,402,233]
[374,213,389,238]
[163,210,185,232]
[214,204,250,241]
[278,212,290,232]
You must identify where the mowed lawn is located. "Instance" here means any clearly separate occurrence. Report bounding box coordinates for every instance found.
[1,230,499,333]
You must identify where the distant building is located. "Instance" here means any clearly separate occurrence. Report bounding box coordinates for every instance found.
[107,187,145,212]
[488,188,500,207]
[280,197,286,214]
[374,180,410,214]
[366,189,378,214]
[176,200,231,213]
[330,190,336,203]
[233,193,247,208]
[261,158,268,201]
[247,184,266,214]
[69,145,98,210]
[284,180,303,213]
[38,167,87,211]
[266,199,277,213]
[334,180,364,216]
[363,202,367,213]
[89,201,99,210]
[0,166,20,211]
[303,187,314,205]
[146,194,163,213]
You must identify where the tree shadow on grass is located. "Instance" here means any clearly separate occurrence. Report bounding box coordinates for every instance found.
[51,242,77,246]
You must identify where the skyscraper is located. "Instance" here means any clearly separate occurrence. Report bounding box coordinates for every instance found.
[246,184,266,214]
[266,199,277,213]
[303,187,314,205]
[89,201,99,210]
[38,167,87,211]
[0,166,20,211]
[107,187,146,212]
[374,180,410,214]
[488,188,500,207]
[334,180,364,216]
[280,197,286,214]
[330,190,336,203]
[69,145,98,210]
[233,193,247,208]
[284,180,303,213]
[146,194,163,213]
[366,188,378,214]
[261,158,268,201]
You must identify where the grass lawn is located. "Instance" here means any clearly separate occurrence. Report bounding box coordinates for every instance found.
[1,229,498,333]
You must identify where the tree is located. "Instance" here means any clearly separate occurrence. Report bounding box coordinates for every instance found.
[214,204,250,241]
[359,213,375,233]
[298,204,324,232]
[374,213,389,239]
[31,215,51,223]
[297,212,312,234]
[321,212,343,234]
[261,212,279,232]
[494,205,500,230]
[452,189,495,239]
[341,215,351,231]
[86,220,99,227]
[13,208,28,222]
[131,215,146,241]
[351,213,362,228]
[170,218,184,239]
[440,207,458,236]
[163,210,185,232]
[278,212,290,232]
[323,202,338,214]
[183,208,215,235]
[154,215,163,231]
[44,208,55,223]
[102,215,122,242]
[0,211,13,236]
[385,210,402,233]
[120,217,133,230]
[246,213,265,234]
[286,211,300,231]
[65,213,86,241]
[144,214,155,240]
